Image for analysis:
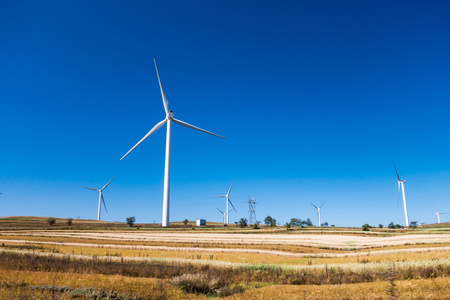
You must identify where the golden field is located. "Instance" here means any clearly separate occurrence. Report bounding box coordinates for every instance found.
[0,217,449,299]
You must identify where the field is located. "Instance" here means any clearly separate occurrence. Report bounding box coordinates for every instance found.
[0,217,449,299]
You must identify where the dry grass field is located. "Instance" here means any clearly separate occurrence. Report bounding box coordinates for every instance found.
[0,216,449,299]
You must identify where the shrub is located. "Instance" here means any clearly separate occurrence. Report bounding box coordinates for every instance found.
[235,218,247,228]
[66,218,73,226]
[362,224,370,231]
[46,217,56,226]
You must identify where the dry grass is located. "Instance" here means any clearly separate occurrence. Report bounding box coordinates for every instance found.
[226,277,450,299]
[0,269,196,299]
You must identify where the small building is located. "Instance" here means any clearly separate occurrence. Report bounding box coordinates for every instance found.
[196,219,206,226]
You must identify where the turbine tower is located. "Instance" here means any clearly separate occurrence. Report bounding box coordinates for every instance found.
[79,175,116,221]
[121,60,225,227]
[211,180,236,224]
[311,203,324,227]
[393,161,410,227]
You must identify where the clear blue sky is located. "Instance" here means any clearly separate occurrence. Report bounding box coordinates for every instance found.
[1,1,450,226]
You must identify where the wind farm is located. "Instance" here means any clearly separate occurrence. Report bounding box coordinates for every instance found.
[2,1,450,299]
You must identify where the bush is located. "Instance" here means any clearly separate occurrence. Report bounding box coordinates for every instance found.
[235,218,247,228]
[362,224,370,231]
[46,217,56,226]
[66,218,73,226]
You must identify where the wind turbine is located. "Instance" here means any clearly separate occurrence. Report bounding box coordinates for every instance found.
[432,205,448,224]
[79,175,116,221]
[311,203,324,227]
[435,211,448,223]
[120,59,225,227]
[211,180,236,224]
[393,161,410,227]
[216,207,229,224]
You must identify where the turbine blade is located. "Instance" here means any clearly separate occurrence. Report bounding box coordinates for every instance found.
[101,194,108,213]
[154,59,170,115]
[227,179,235,196]
[320,203,325,208]
[310,203,318,209]
[392,161,400,181]
[172,118,225,139]
[102,175,117,190]
[211,195,226,198]
[397,182,401,206]
[120,118,167,160]
[79,186,99,192]
[228,198,237,212]
[216,208,224,214]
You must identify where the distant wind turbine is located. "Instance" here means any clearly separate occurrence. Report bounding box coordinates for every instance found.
[311,203,324,227]
[120,59,225,227]
[212,180,236,224]
[393,161,410,227]
[79,175,116,221]
[216,207,229,224]
[432,206,448,224]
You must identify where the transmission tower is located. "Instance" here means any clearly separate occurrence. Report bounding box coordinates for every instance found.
[248,196,257,225]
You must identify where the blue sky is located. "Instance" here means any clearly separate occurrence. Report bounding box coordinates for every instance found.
[1,1,450,226]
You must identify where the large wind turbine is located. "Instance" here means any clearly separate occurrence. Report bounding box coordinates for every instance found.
[121,60,225,227]
[79,175,116,221]
[211,180,236,224]
[311,203,324,227]
[393,161,410,227]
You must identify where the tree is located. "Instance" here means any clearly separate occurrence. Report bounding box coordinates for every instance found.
[388,222,396,229]
[290,218,302,227]
[183,219,189,226]
[270,218,277,227]
[321,222,329,227]
[410,221,418,228]
[379,224,383,228]
[66,218,73,226]
[126,216,136,227]
[235,218,248,228]
[362,224,370,231]
[264,216,273,226]
[284,222,291,229]
[46,217,56,226]
[303,218,313,227]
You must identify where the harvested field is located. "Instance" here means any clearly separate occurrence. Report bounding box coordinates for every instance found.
[2,230,450,249]
[0,218,449,299]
